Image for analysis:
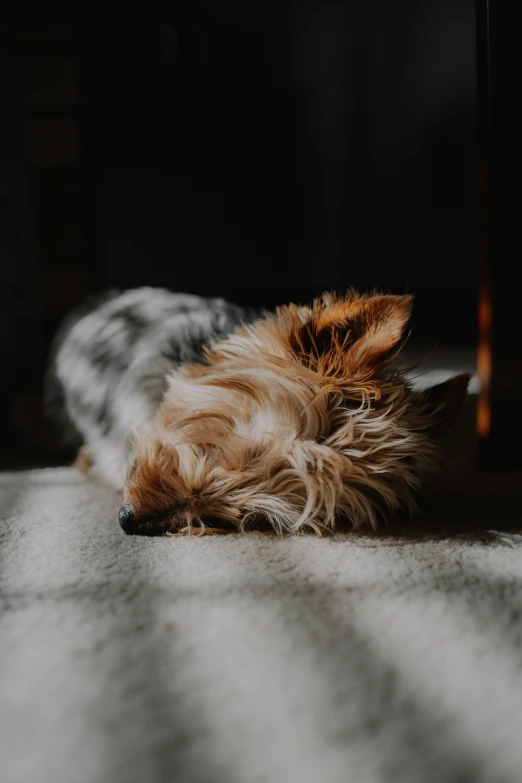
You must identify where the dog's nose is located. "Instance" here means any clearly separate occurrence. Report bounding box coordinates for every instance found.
[118,501,136,533]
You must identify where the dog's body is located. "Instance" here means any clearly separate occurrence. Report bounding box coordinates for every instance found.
[47,287,470,535]
[46,287,256,490]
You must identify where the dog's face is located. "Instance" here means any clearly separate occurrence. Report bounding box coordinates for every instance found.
[119,292,469,535]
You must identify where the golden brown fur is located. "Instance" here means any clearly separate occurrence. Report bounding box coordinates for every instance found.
[121,291,470,536]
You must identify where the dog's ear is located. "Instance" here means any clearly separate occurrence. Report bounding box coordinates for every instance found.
[284,292,413,376]
[423,373,472,433]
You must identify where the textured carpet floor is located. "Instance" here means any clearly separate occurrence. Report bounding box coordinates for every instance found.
[2,465,522,783]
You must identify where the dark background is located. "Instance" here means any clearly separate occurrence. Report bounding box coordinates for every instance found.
[1,0,477,461]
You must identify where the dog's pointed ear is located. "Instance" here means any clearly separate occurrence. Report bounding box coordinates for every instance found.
[341,294,413,370]
[285,292,413,375]
[423,373,472,432]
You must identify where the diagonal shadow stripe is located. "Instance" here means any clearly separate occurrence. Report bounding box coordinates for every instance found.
[237,538,521,783]
[77,541,240,783]
[259,578,509,782]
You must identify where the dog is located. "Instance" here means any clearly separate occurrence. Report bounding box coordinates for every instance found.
[46,287,470,536]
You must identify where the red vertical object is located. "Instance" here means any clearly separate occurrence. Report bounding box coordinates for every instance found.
[476,0,492,446]
[476,1,521,469]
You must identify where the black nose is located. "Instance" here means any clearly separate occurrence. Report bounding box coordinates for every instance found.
[118,501,136,533]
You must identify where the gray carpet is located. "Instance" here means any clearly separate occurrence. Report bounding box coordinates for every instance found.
[2,356,522,783]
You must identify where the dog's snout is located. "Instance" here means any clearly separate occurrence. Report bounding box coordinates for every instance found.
[118,501,136,533]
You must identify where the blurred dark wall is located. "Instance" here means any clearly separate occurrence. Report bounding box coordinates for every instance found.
[0,19,43,444]
[1,0,476,458]
[81,1,476,309]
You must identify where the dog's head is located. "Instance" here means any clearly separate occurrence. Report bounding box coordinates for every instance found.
[119,291,469,535]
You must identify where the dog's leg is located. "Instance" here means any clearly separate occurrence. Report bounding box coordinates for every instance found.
[73,449,93,475]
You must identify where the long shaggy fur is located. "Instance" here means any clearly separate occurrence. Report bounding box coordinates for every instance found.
[48,287,470,536]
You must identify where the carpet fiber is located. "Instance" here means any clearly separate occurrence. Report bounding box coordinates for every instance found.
[2,461,522,783]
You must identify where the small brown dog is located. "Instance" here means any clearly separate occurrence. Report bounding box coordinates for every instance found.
[119,291,469,535]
